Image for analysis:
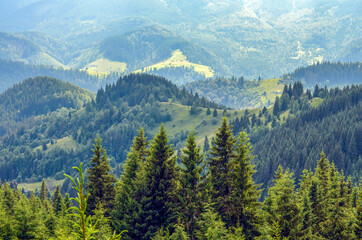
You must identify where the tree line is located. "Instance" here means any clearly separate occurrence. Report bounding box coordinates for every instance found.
[1,119,361,239]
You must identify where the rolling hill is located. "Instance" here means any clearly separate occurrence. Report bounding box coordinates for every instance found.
[0,74,229,183]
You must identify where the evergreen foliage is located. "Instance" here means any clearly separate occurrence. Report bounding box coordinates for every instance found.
[207,117,236,222]
[133,124,178,240]
[178,131,204,238]
[86,135,116,215]
[227,131,262,238]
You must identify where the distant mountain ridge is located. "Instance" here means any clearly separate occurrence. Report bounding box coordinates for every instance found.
[0,0,360,80]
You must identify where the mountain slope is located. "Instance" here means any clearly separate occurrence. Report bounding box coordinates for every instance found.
[0,59,121,93]
[0,32,64,66]
[72,25,221,74]
[0,76,93,121]
[0,73,230,182]
[248,85,362,191]
[2,0,359,79]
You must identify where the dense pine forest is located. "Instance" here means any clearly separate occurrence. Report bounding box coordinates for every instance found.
[230,83,362,193]
[0,73,361,239]
[0,74,222,182]
[282,62,362,87]
[1,119,361,239]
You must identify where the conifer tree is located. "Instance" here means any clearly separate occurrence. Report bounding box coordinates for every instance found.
[263,166,300,239]
[40,179,48,203]
[273,96,280,116]
[196,205,229,240]
[313,151,331,232]
[213,109,218,117]
[227,130,262,238]
[52,185,64,216]
[322,170,355,239]
[134,124,178,240]
[203,136,210,153]
[112,128,148,236]
[179,131,204,239]
[207,117,236,221]
[86,135,116,215]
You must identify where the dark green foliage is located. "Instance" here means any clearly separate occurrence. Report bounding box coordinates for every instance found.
[282,62,362,88]
[86,135,116,215]
[133,125,178,239]
[262,166,300,239]
[112,128,148,236]
[96,74,220,109]
[40,179,48,203]
[250,85,362,192]
[0,73,221,184]
[213,108,218,117]
[203,136,210,153]
[207,117,236,221]
[227,131,262,238]
[273,96,280,116]
[0,124,361,239]
[52,185,63,216]
[178,131,204,238]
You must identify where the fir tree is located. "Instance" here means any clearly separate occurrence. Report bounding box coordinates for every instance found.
[112,128,148,236]
[178,131,204,239]
[86,135,116,215]
[203,136,210,153]
[313,151,331,232]
[273,96,280,116]
[52,185,63,216]
[213,109,218,117]
[40,179,48,203]
[207,117,236,222]
[196,205,229,240]
[263,166,300,239]
[134,124,178,240]
[227,131,262,238]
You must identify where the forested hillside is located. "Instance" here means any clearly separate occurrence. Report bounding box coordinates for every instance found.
[246,84,362,192]
[0,119,360,239]
[0,59,120,92]
[0,74,225,183]
[282,62,362,88]
[186,76,283,109]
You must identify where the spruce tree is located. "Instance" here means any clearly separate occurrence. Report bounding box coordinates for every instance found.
[52,185,63,216]
[263,166,300,239]
[228,130,262,238]
[213,109,218,117]
[203,136,210,153]
[40,179,48,203]
[134,124,178,240]
[86,135,116,215]
[207,117,236,222]
[112,128,148,236]
[179,131,204,239]
[313,151,331,233]
[273,96,280,116]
